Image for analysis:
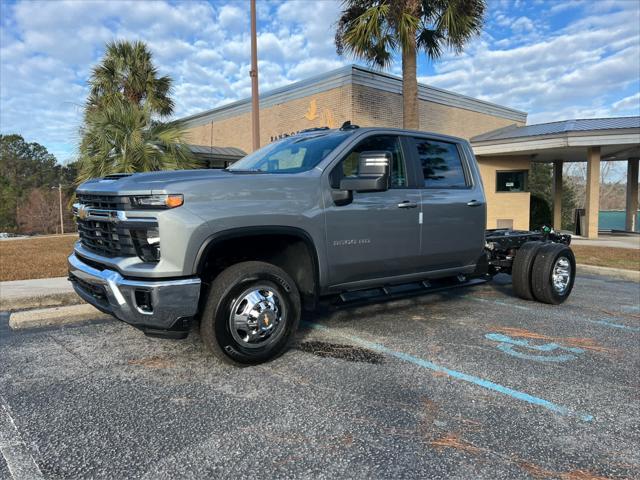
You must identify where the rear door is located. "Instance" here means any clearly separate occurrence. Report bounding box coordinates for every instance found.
[323,134,422,286]
[411,136,486,271]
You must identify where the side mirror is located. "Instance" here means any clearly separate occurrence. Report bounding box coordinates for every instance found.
[339,151,391,193]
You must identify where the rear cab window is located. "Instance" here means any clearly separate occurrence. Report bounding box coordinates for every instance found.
[412,137,469,188]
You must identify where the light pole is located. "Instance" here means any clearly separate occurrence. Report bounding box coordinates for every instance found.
[51,184,64,235]
[250,0,260,151]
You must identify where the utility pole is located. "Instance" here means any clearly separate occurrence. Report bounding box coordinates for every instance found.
[58,184,64,235]
[250,0,260,151]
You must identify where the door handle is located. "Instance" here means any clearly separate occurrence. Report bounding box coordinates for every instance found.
[467,200,482,207]
[397,201,418,209]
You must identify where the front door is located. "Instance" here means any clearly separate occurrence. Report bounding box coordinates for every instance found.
[324,134,422,286]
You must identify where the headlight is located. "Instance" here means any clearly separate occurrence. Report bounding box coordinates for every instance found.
[130,194,183,209]
[131,228,161,262]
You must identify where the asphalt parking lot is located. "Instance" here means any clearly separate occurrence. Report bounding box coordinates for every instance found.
[1,273,639,479]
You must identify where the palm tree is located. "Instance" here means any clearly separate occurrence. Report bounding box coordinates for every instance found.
[335,0,486,129]
[78,100,199,182]
[78,40,197,180]
[87,40,174,116]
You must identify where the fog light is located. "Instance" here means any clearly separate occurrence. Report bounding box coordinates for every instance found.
[135,289,153,313]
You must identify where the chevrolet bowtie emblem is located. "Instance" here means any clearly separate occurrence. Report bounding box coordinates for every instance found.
[77,205,90,220]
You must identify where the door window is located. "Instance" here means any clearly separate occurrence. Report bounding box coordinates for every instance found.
[413,138,468,188]
[330,135,407,188]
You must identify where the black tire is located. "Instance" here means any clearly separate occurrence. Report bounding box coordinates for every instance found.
[531,244,576,305]
[512,241,544,300]
[200,261,301,365]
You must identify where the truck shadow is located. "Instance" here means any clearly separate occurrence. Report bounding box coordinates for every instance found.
[293,274,518,362]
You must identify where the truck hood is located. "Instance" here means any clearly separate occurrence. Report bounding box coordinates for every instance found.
[77,169,239,195]
[76,169,320,201]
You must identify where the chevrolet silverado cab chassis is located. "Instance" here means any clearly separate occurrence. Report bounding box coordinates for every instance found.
[69,125,575,365]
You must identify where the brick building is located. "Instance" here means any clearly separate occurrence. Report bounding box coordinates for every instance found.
[180,65,640,234]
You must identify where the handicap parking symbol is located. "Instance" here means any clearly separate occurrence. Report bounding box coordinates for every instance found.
[485,333,585,363]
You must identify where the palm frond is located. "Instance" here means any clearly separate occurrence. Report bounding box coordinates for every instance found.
[86,40,174,117]
[78,99,198,181]
[336,1,396,68]
[420,0,486,55]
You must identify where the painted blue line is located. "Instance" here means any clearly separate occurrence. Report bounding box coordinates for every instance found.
[466,296,638,332]
[494,343,578,362]
[621,305,640,314]
[308,323,593,422]
[485,333,584,353]
[583,319,640,332]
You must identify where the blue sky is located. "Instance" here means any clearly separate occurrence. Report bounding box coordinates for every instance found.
[1,0,639,164]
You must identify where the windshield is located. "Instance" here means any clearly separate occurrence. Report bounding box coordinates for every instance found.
[228,131,350,173]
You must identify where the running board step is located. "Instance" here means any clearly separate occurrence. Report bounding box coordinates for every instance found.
[336,277,487,306]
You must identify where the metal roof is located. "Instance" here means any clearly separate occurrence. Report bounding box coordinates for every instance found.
[179,64,527,128]
[471,116,640,143]
[188,144,246,158]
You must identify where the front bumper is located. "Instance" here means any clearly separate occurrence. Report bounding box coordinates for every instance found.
[68,253,201,331]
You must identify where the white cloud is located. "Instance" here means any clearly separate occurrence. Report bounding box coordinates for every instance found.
[511,16,535,33]
[0,0,345,161]
[424,4,640,123]
[218,4,247,35]
[612,93,640,114]
[288,58,345,80]
[1,0,638,163]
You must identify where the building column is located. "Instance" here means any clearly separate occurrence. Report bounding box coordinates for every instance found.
[584,146,601,239]
[626,157,639,232]
[552,160,563,231]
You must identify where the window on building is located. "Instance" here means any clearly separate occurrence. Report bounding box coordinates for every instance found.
[497,219,514,229]
[413,138,468,188]
[330,135,407,188]
[496,170,528,192]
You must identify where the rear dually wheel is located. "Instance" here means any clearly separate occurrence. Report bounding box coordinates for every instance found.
[530,243,576,305]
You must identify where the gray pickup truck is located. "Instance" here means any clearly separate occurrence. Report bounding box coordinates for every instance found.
[69,124,575,364]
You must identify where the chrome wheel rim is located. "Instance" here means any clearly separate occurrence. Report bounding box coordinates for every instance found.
[228,285,286,349]
[551,256,571,294]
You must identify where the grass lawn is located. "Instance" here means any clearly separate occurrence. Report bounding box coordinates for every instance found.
[570,245,640,271]
[0,235,638,282]
[0,235,77,281]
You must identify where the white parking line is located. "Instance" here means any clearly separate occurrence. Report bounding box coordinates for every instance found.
[0,397,43,480]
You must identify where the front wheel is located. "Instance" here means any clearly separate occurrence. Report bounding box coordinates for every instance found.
[200,261,301,365]
[531,244,576,304]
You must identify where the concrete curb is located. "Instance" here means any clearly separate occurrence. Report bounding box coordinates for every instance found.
[9,304,111,330]
[577,264,640,282]
[0,276,79,311]
[1,292,84,312]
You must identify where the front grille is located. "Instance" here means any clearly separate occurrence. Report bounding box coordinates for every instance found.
[77,193,131,210]
[77,218,137,257]
[75,194,135,257]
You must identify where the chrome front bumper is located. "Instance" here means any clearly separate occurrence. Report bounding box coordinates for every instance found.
[68,253,201,330]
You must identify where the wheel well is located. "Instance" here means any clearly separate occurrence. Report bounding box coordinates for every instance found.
[197,231,319,308]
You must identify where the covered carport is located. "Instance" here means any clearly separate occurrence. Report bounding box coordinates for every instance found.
[188,144,246,168]
[471,117,640,238]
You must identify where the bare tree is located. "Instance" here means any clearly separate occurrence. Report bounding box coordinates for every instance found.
[17,188,74,234]
[565,160,629,210]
